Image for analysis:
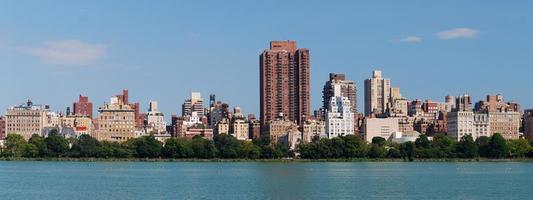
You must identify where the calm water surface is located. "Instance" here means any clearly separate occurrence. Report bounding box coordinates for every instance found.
[0,161,532,200]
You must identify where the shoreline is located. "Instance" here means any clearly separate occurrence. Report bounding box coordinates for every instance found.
[1,157,533,162]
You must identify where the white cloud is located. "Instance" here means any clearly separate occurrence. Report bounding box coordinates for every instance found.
[20,39,106,65]
[437,28,479,40]
[398,36,422,43]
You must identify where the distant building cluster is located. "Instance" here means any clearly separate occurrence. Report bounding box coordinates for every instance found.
[0,40,531,149]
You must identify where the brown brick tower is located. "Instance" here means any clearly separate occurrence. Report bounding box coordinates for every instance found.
[260,41,310,126]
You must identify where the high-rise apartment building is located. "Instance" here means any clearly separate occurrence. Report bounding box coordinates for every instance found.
[364,70,391,116]
[322,73,357,116]
[524,109,533,142]
[73,95,93,119]
[182,92,204,117]
[260,40,310,126]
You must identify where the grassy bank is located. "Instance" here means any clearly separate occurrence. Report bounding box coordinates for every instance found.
[2,157,533,162]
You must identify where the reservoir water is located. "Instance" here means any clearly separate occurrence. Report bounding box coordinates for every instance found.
[1,161,532,199]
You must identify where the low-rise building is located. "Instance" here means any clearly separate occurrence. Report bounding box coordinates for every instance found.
[231,119,249,140]
[302,119,326,143]
[362,118,399,142]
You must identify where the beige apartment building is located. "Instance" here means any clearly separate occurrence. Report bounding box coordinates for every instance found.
[96,97,136,142]
[231,119,249,140]
[302,119,325,143]
[488,111,520,139]
[5,100,50,140]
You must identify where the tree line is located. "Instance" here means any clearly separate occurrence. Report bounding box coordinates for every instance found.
[1,130,532,160]
[0,130,291,159]
[299,133,533,160]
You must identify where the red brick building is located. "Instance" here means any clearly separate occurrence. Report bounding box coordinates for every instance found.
[73,95,93,118]
[260,41,310,126]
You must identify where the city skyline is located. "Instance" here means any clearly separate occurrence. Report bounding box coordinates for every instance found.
[1,1,532,117]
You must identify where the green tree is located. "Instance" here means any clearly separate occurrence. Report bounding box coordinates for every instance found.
[214,134,242,158]
[342,135,367,158]
[330,137,345,158]
[96,141,132,158]
[368,136,386,158]
[23,143,39,157]
[400,141,416,161]
[487,133,509,158]
[2,134,27,157]
[455,134,477,158]
[28,134,48,157]
[45,131,69,157]
[192,136,217,158]
[130,135,163,158]
[71,134,100,157]
[508,139,532,158]
[371,137,386,146]
[162,137,193,158]
[240,141,261,159]
[367,144,386,158]
[476,136,490,157]
[431,135,455,158]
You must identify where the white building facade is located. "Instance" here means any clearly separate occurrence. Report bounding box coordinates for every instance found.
[325,85,355,138]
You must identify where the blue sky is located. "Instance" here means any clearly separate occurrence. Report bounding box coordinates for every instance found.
[1,1,532,118]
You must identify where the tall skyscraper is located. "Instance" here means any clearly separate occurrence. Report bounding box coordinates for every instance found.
[364,70,391,116]
[182,92,204,117]
[322,73,357,116]
[73,95,93,118]
[260,40,310,126]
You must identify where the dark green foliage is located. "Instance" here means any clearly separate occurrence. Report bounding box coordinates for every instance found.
[162,138,193,158]
[28,134,48,157]
[455,135,477,158]
[192,136,217,158]
[487,133,509,158]
[129,135,163,158]
[45,131,69,157]
[214,134,242,158]
[298,135,368,159]
[476,136,491,157]
[1,130,530,160]
[2,134,28,157]
[508,139,532,158]
[71,134,100,158]
[400,141,416,161]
